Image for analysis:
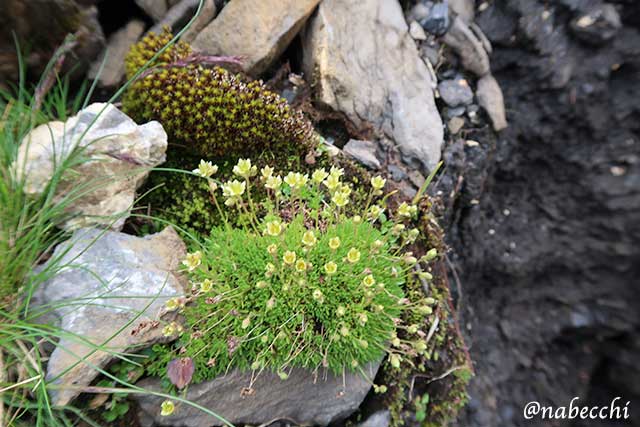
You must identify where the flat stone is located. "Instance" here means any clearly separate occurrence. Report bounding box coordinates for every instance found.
[14,103,167,230]
[438,78,474,107]
[343,139,381,170]
[409,20,427,41]
[192,0,321,75]
[31,227,186,406]
[476,74,507,131]
[302,0,443,173]
[135,362,380,427]
[89,20,146,88]
[443,16,491,77]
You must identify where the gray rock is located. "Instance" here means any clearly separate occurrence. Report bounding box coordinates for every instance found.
[476,74,507,131]
[449,0,474,23]
[302,0,443,173]
[438,78,474,107]
[135,362,380,427]
[388,164,408,181]
[136,0,168,22]
[180,0,217,43]
[192,0,322,75]
[359,410,391,427]
[446,106,466,118]
[31,227,186,406]
[570,4,621,45]
[14,103,167,230]
[420,1,450,36]
[343,139,381,170]
[89,20,145,88]
[148,0,200,36]
[443,16,491,77]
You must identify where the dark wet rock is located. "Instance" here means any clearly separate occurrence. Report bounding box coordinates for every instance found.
[439,1,640,426]
[358,410,391,427]
[421,1,450,36]
[438,78,474,107]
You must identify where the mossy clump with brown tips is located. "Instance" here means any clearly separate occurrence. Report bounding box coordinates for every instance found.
[122,29,313,158]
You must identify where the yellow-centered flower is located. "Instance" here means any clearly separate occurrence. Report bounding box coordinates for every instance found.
[222,180,246,198]
[182,251,202,271]
[362,274,376,287]
[371,175,386,190]
[332,191,349,207]
[329,237,341,250]
[193,160,218,178]
[397,202,412,217]
[160,400,175,416]
[330,166,344,178]
[267,243,278,254]
[324,173,341,190]
[312,168,329,183]
[312,289,324,303]
[265,220,283,236]
[200,279,213,293]
[165,297,182,311]
[261,165,274,179]
[233,158,256,178]
[324,261,338,275]
[295,259,307,272]
[347,247,361,263]
[265,175,283,191]
[302,230,317,246]
[283,250,297,265]
[284,172,308,189]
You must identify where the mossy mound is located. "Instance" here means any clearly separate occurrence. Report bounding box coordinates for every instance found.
[122,29,313,158]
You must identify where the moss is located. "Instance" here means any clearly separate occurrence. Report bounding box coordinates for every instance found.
[122,29,313,158]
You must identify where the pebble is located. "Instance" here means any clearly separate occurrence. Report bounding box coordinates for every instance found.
[438,78,474,107]
[343,139,382,170]
[446,106,466,118]
[388,164,408,181]
[409,21,427,41]
[448,117,465,134]
[570,4,621,45]
[420,1,450,36]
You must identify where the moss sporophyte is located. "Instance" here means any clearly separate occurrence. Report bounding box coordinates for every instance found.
[148,158,441,404]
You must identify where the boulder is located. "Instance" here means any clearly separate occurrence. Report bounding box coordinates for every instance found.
[192,0,322,75]
[302,0,443,173]
[14,103,167,230]
[31,227,187,406]
[135,362,380,427]
[476,74,507,131]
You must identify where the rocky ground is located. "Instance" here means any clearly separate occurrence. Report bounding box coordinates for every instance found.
[436,1,640,426]
[1,0,638,426]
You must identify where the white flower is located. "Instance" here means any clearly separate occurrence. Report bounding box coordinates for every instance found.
[192,160,218,178]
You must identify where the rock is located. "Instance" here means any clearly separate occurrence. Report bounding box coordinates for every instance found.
[180,0,217,43]
[302,0,443,173]
[449,0,474,23]
[409,20,427,41]
[31,227,186,406]
[389,164,408,181]
[148,0,199,36]
[192,0,321,75]
[446,105,466,118]
[443,16,491,77]
[408,170,426,189]
[89,20,145,88]
[570,4,621,45]
[438,78,474,107]
[136,0,168,22]
[358,410,391,427]
[476,74,507,131]
[448,116,465,134]
[343,139,381,170]
[420,1,450,36]
[14,103,167,230]
[0,0,104,83]
[135,362,380,427]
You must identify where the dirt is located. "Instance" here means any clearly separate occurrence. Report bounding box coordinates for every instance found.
[434,1,640,426]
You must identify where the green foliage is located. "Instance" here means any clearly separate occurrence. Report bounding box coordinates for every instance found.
[122,29,313,158]
[96,361,143,422]
[148,158,437,387]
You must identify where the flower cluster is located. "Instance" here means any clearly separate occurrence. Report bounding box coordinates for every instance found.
[150,158,438,391]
